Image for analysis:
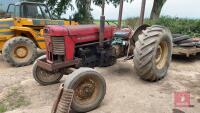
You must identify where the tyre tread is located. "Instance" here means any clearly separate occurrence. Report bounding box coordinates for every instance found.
[134,25,172,82]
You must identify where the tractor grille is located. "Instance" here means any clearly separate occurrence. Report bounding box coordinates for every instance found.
[52,37,65,55]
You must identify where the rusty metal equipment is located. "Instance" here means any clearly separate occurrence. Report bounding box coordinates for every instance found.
[172,34,200,57]
[51,84,74,113]
[173,46,200,57]
[51,68,106,113]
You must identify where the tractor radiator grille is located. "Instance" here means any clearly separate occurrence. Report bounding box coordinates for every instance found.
[52,37,65,55]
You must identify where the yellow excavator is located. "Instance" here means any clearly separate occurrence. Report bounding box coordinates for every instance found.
[0,2,78,67]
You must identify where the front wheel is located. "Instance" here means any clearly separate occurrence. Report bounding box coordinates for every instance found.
[134,25,173,82]
[33,55,63,85]
[2,36,37,67]
[64,68,106,112]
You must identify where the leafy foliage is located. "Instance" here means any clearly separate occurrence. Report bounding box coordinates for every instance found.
[26,0,134,23]
[93,0,133,7]
[26,0,167,23]
[126,16,200,37]
[73,0,93,24]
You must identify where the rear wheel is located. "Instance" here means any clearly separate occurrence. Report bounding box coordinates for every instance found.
[33,55,63,85]
[134,25,172,82]
[64,68,106,112]
[2,36,37,67]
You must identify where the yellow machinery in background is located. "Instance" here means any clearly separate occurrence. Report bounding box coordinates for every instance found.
[0,2,78,67]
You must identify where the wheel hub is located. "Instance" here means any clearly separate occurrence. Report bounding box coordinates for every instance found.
[75,79,95,101]
[155,42,168,69]
[155,45,162,63]
[14,46,28,58]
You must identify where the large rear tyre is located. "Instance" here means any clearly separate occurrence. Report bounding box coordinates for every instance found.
[33,55,63,86]
[2,36,37,67]
[64,68,106,112]
[134,25,172,82]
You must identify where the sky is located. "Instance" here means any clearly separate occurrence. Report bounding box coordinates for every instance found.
[0,0,20,11]
[63,0,200,20]
[1,0,200,20]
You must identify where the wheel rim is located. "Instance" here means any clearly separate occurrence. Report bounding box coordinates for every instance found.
[74,75,99,105]
[36,66,62,83]
[155,41,168,69]
[14,46,28,58]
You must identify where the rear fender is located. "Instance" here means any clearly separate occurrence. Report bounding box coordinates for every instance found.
[131,24,150,44]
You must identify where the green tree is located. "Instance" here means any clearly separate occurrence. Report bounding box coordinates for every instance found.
[73,0,93,24]
[93,0,133,6]
[27,0,166,22]
[73,0,134,24]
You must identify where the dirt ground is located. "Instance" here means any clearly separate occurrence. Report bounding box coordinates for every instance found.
[0,54,200,113]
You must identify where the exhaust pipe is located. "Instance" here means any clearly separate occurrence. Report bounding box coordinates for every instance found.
[99,0,105,48]
[118,0,124,29]
[139,0,146,26]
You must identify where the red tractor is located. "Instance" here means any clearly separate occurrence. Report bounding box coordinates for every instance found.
[33,0,172,112]
[33,24,172,112]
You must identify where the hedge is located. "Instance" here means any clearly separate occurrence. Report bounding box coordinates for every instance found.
[126,16,200,37]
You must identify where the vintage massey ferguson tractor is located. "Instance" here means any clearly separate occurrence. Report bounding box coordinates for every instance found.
[33,0,172,112]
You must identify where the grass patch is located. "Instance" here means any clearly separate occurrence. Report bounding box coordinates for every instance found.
[0,104,7,113]
[0,86,30,113]
[126,16,200,37]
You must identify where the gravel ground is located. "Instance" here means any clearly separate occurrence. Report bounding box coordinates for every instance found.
[0,54,200,113]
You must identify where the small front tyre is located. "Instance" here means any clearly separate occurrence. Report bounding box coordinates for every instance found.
[64,68,106,112]
[33,55,63,85]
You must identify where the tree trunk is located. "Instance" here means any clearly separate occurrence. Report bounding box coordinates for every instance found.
[150,0,167,20]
